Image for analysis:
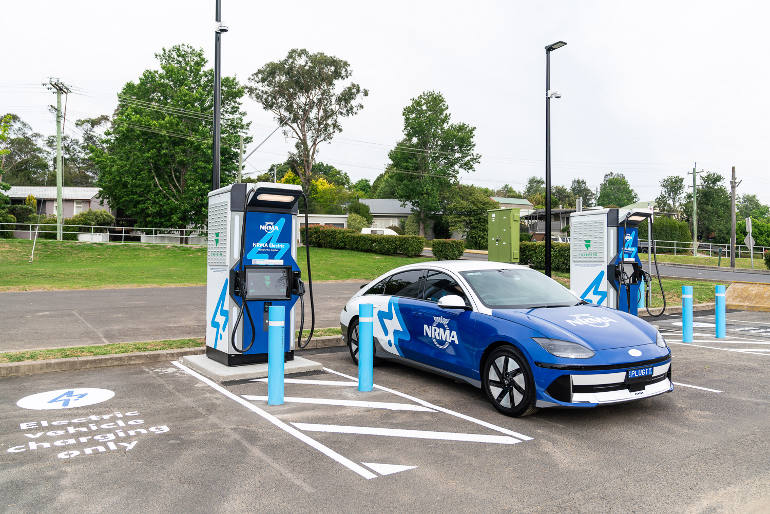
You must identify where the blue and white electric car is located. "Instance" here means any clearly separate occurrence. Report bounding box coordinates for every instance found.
[340,261,672,416]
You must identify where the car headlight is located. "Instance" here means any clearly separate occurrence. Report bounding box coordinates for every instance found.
[532,338,595,359]
[656,331,668,348]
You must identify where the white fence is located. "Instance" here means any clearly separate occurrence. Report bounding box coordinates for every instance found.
[1,223,207,245]
[639,239,768,260]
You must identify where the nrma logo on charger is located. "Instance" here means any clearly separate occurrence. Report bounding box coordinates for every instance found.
[424,316,459,349]
[259,222,280,233]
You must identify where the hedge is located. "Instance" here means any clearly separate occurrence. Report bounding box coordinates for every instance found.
[432,239,465,260]
[519,241,570,272]
[301,225,425,257]
[765,250,770,270]
[0,211,16,238]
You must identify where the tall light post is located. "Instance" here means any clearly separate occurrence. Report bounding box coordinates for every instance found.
[544,40,566,277]
[212,0,228,191]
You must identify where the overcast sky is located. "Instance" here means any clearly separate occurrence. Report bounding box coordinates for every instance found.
[2,0,769,203]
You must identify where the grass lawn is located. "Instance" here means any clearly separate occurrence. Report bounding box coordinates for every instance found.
[539,270,720,308]
[0,327,343,363]
[639,252,767,270]
[0,338,204,363]
[0,239,429,291]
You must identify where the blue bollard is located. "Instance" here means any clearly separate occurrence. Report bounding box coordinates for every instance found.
[358,303,374,392]
[682,285,693,343]
[715,284,726,339]
[638,281,645,311]
[267,305,285,405]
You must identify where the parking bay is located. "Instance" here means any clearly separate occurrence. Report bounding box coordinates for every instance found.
[1,318,768,512]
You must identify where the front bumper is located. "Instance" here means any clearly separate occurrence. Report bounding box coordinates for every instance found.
[535,359,673,408]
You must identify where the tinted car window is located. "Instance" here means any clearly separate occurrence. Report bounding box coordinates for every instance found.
[423,271,469,305]
[364,277,388,295]
[383,270,425,298]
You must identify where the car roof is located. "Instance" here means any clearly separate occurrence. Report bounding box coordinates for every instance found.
[394,260,530,274]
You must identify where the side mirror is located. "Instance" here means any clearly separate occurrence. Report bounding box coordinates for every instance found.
[437,295,470,310]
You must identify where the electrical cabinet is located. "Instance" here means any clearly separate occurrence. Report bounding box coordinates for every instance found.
[487,208,520,263]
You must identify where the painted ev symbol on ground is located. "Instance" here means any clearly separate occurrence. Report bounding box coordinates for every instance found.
[16,388,115,410]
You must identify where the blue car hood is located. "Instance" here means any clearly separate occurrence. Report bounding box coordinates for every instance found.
[491,305,656,351]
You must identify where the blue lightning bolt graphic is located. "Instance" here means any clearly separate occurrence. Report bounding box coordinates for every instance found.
[377,298,410,356]
[623,233,637,259]
[48,390,88,407]
[580,271,607,305]
[246,218,289,261]
[210,279,230,349]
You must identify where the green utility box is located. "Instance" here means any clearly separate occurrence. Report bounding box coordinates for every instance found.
[487,208,520,263]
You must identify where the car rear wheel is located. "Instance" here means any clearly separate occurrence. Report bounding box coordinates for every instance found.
[482,346,537,417]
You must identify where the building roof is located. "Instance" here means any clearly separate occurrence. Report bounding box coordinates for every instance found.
[622,200,656,210]
[6,186,101,200]
[490,197,533,207]
[360,199,413,215]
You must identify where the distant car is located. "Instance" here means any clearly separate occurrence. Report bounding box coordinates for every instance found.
[361,227,399,236]
[340,261,672,417]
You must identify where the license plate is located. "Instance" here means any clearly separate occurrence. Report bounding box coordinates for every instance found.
[626,367,654,381]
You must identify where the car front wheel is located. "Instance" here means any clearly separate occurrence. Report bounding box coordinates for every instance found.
[482,346,537,417]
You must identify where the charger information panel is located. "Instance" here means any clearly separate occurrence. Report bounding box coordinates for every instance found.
[245,266,292,301]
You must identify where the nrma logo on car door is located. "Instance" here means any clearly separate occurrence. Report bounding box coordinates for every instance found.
[424,316,459,349]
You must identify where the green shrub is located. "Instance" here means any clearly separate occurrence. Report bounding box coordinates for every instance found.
[404,214,419,235]
[301,225,425,257]
[346,213,368,232]
[35,214,60,239]
[765,250,770,270]
[0,211,16,238]
[66,209,115,228]
[386,225,403,235]
[346,200,373,225]
[639,216,692,253]
[432,239,465,260]
[519,241,570,272]
[519,230,532,242]
[7,204,35,224]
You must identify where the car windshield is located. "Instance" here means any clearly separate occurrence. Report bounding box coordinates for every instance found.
[460,268,579,309]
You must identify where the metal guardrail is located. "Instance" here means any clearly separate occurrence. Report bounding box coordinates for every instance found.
[1,223,207,245]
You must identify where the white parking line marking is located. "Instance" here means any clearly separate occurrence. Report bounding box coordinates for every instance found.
[362,462,417,476]
[242,395,436,412]
[292,423,522,444]
[673,382,723,393]
[668,341,770,357]
[322,367,533,442]
[251,378,358,387]
[171,361,377,480]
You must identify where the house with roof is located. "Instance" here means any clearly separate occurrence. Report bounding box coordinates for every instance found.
[359,199,414,229]
[6,186,113,218]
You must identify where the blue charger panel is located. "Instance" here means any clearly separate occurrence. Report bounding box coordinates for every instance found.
[233,211,300,355]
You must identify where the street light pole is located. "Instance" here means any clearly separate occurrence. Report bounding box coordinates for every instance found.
[212,0,227,191]
[544,41,566,277]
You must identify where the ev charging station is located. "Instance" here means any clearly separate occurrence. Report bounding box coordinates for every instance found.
[569,208,665,316]
[205,182,315,366]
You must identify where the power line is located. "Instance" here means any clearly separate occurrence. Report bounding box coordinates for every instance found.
[113,120,209,143]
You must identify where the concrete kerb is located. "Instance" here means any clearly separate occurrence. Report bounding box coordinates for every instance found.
[0,336,345,378]
[638,302,715,317]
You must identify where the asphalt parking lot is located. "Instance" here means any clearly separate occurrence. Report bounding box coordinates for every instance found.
[1,311,768,512]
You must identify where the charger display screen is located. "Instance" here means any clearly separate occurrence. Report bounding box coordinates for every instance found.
[244,266,292,300]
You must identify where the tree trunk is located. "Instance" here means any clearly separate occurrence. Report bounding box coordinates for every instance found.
[419,212,425,237]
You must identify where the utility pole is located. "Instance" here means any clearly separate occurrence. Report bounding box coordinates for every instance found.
[730,166,741,269]
[212,0,228,191]
[238,134,243,183]
[45,78,71,241]
[688,163,699,256]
